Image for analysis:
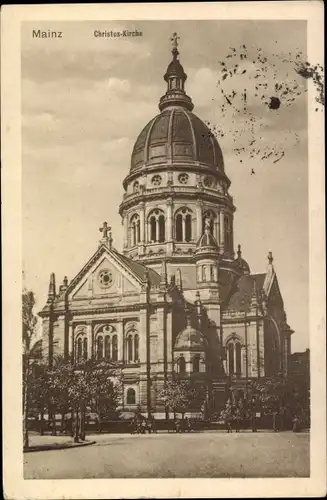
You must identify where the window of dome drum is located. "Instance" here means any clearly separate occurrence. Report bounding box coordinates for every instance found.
[133,181,139,193]
[175,208,192,242]
[178,173,188,184]
[151,174,162,186]
[130,214,141,246]
[99,270,113,288]
[149,210,165,243]
[204,176,214,188]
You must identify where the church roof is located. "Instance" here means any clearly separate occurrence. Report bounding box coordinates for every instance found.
[174,324,207,351]
[130,107,226,175]
[225,273,266,312]
[112,251,161,286]
[196,230,218,249]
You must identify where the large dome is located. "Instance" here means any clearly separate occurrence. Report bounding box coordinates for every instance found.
[131,107,225,174]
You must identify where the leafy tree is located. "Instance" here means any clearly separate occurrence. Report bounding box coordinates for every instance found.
[29,362,49,435]
[46,358,122,441]
[83,360,122,429]
[159,380,205,419]
[22,287,38,449]
[251,373,304,427]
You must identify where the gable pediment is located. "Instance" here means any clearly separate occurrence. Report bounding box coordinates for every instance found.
[67,245,142,301]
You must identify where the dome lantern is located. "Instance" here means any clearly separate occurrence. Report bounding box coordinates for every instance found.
[159,33,194,112]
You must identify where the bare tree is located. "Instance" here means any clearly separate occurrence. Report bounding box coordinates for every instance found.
[22,287,38,449]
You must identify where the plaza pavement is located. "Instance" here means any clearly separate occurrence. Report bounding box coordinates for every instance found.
[24,430,309,479]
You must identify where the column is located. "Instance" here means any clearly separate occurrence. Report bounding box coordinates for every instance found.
[219,210,225,253]
[155,218,159,242]
[140,204,145,243]
[123,216,128,248]
[196,204,202,239]
[214,219,219,243]
[182,216,186,242]
[241,346,245,377]
[139,308,150,412]
[233,343,237,375]
[166,199,173,241]
[147,221,151,243]
[117,321,124,362]
[68,321,73,362]
[166,310,173,378]
[86,321,92,360]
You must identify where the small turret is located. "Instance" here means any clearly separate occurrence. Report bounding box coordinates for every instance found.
[176,268,183,291]
[59,276,69,294]
[160,260,168,289]
[250,278,258,311]
[47,272,56,303]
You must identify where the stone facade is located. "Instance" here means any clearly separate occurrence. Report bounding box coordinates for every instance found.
[39,38,294,418]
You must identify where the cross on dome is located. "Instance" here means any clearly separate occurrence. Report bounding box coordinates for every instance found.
[170,32,180,59]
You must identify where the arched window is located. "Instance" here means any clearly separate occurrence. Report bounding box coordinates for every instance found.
[134,334,139,361]
[192,355,200,373]
[148,209,165,243]
[150,216,156,242]
[176,214,183,241]
[83,338,88,361]
[185,213,192,242]
[104,336,110,359]
[228,343,234,374]
[224,215,231,251]
[158,215,165,242]
[130,214,140,247]
[202,210,216,236]
[112,335,118,362]
[127,388,136,405]
[227,339,242,375]
[235,342,242,374]
[127,335,133,361]
[76,337,83,364]
[133,181,139,193]
[177,356,186,374]
[97,336,104,361]
[175,208,193,242]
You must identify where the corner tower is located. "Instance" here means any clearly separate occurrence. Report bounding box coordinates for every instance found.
[119,33,236,285]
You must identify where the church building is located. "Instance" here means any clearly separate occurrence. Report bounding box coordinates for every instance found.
[39,34,294,418]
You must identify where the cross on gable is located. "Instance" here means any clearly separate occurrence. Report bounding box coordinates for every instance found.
[99,221,111,239]
[99,222,113,249]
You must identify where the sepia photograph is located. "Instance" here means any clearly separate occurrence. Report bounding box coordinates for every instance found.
[1,2,325,499]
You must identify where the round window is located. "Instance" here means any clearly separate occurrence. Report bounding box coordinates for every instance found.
[151,175,162,186]
[178,173,189,185]
[98,270,113,288]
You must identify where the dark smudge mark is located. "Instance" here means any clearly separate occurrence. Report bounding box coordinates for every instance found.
[295,61,324,106]
[268,96,281,110]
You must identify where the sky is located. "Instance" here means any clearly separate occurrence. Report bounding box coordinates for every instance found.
[22,20,309,351]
